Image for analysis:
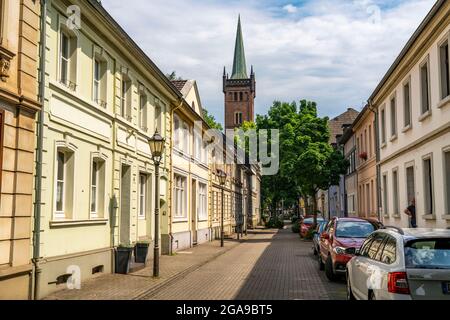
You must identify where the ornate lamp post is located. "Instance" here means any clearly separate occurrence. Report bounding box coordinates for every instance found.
[218,169,227,247]
[148,130,165,278]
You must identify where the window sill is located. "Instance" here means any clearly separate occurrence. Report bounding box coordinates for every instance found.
[418,110,432,122]
[422,214,436,221]
[49,218,108,228]
[402,125,412,133]
[172,218,188,223]
[442,215,450,221]
[380,142,387,149]
[390,134,398,142]
[437,95,450,109]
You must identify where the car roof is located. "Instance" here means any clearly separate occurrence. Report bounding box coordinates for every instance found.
[376,228,450,241]
[333,217,379,223]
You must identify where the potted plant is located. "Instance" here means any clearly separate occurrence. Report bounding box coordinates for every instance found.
[359,151,368,161]
[115,243,133,274]
[134,241,150,264]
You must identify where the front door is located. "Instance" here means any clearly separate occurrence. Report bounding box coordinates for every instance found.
[192,179,197,245]
[120,164,131,245]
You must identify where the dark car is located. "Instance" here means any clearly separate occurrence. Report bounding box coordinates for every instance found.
[318,217,382,281]
[312,221,328,256]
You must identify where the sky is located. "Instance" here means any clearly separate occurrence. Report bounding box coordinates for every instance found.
[101,0,436,125]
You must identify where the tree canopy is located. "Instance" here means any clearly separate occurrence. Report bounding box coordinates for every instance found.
[202,109,223,131]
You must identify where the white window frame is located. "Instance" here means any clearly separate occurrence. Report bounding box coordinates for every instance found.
[403,77,412,129]
[422,154,435,216]
[380,106,386,146]
[138,173,147,219]
[139,91,147,131]
[420,56,431,117]
[198,182,208,221]
[120,74,131,120]
[174,115,181,150]
[234,112,243,125]
[390,93,397,139]
[382,173,388,217]
[55,150,66,219]
[392,168,399,216]
[174,174,187,219]
[90,160,99,217]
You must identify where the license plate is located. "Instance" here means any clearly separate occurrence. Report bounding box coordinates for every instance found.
[443,282,450,294]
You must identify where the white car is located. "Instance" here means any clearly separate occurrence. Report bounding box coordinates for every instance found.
[346,227,450,300]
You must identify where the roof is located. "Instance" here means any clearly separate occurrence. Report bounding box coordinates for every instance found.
[171,80,188,93]
[328,108,359,144]
[231,15,248,80]
[368,0,446,102]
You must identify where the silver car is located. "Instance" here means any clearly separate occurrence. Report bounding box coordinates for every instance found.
[346,228,450,300]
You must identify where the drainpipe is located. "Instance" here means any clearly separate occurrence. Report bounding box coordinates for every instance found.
[368,99,381,222]
[32,0,47,301]
[168,100,183,254]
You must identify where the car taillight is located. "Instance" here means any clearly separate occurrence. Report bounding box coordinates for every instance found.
[388,272,410,295]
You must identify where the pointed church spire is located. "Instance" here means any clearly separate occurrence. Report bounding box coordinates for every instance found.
[231,15,248,79]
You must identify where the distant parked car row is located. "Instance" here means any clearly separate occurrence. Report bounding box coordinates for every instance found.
[310,216,450,300]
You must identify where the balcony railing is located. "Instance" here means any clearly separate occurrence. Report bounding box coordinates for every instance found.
[60,78,77,91]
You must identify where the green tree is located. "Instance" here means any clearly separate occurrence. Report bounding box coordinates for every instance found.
[202,109,223,131]
[166,71,182,81]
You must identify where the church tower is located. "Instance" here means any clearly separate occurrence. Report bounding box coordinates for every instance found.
[223,16,255,130]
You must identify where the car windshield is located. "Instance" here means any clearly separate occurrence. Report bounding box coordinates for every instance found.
[335,221,375,238]
[405,239,450,270]
[303,218,324,224]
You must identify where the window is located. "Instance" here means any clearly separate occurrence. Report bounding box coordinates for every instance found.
[198,183,207,220]
[174,175,187,218]
[359,235,375,257]
[59,28,76,90]
[423,157,434,215]
[155,103,162,133]
[381,108,386,144]
[347,194,355,213]
[445,151,450,214]
[367,234,385,261]
[0,0,5,43]
[239,92,243,101]
[390,95,397,137]
[54,147,75,219]
[138,174,147,219]
[420,60,431,114]
[182,123,190,154]
[194,129,202,160]
[440,40,450,100]
[380,236,397,265]
[93,58,107,107]
[90,161,99,216]
[235,112,243,125]
[234,92,238,101]
[393,170,399,216]
[139,93,147,131]
[56,151,65,214]
[174,116,180,149]
[406,165,415,206]
[383,174,388,216]
[120,76,131,120]
[368,125,372,157]
[403,81,412,128]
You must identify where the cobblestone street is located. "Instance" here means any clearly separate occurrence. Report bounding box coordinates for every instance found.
[141,227,346,300]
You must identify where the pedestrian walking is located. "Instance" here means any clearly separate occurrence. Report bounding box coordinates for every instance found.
[404,198,417,228]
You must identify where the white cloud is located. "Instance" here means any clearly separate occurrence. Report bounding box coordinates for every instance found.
[100,0,435,125]
[283,4,298,14]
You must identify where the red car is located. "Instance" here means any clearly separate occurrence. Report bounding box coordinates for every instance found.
[300,216,325,238]
[318,217,382,281]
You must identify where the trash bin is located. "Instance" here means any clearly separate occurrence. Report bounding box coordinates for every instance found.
[115,247,133,274]
[134,242,150,264]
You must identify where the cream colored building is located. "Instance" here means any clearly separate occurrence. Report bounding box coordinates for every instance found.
[166,80,211,253]
[34,0,181,298]
[371,0,450,229]
[0,0,41,299]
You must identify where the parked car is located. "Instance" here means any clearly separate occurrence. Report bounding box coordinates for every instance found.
[300,216,325,238]
[318,217,382,281]
[346,227,450,300]
[312,221,328,256]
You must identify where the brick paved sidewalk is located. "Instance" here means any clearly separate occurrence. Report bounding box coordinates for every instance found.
[44,235,253,300]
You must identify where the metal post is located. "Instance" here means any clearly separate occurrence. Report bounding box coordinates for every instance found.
[221,187,224,247]
[153,162,160,277]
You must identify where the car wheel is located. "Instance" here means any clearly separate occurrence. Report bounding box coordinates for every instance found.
[325,255,336,281]
[346,273,356,300]
[318,254,325,271]
[368,291,376,301]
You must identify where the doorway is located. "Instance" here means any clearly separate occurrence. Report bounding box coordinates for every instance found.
[120,164,131,245]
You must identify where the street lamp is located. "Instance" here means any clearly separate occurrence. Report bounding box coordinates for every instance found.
[218,169,227,247]
[148,130,165,278]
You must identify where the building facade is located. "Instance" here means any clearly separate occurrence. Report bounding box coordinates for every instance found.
[34,0,180,298]
[167,80,211,253]
[371,0,450,229]
[339,127,358,217]
[0,0,41,299]
[223,17,255,130]
[354,106,378,219]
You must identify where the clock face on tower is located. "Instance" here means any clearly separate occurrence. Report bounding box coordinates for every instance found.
[223,16,255,130]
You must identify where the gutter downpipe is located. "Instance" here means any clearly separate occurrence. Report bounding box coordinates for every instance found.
[368,99,381,223]
[32,0,47,301]
[168,100,183,255]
